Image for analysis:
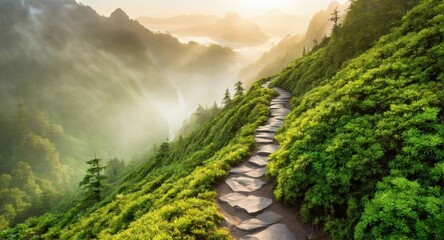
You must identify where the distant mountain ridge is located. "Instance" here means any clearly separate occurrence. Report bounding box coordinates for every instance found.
[239,1,349,85]
[250,9,310,37]
[139,12,269,46]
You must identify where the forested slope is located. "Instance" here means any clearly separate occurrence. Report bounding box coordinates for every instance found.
[269,0,444,239]
[2,0,443,239]
[1,81,274,239]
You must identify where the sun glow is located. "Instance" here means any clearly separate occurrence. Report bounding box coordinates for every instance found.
[238,0,294,15]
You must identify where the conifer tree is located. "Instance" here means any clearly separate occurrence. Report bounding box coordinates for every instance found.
[329,7,340,28]
[79,158,105,203]
[222,88,231,106]
[234,81,244,98]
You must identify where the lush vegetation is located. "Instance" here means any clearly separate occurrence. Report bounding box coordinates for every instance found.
[2,0,443,239]
[1,80,274,239]
[269,0,444,239]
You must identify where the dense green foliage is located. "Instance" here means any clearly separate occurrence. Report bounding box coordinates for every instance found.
[0,104,88,230]
[79,159,106,204]
[1,81,274,239]
[269,0,444,239]
[2,0,443,239]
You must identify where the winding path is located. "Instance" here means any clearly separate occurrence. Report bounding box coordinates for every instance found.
[216,83,322,240]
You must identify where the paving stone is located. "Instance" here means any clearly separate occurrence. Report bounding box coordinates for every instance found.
[256,211,283,224]
[255,132,275,139]
[257,144,279,156]
[271,100,287,104]
[245,168,265,178]
[246,224,295,240]
[270,104,285,109]
[235,195,273,214]
[256,125,278,133]
[219,192,247,207]
[266,118,283,127]
[272,109,290,115]
[236,218,269,231]
[271,111,288,118]
[274,115,286,120]
[230,165,256,174]
[226,177,266,192]
[248,155,268,167]
[255,137,274,144]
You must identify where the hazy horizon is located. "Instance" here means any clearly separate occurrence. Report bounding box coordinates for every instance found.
[78,0,349,18]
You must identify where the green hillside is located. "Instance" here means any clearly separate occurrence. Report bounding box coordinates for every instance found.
[1,81,274,239]
[269,0,444,239]
[2,0,443,239]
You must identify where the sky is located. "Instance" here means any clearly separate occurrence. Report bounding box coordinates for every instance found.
[78,0,349,18]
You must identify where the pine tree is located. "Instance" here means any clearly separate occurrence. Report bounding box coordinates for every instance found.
[222,88,231,106]
[329,7,340,28]
[79,158,105,204]
[234,81,244,98]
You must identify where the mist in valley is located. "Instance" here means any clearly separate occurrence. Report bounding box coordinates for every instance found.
[0,0,348,229]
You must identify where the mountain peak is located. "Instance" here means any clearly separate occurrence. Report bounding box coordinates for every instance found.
[224,12,242,21]
[110,8,130,21]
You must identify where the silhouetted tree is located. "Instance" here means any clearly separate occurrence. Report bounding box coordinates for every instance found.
[79,158,105,204]
[223,88,231,106]
[234,81,244,98]
[329,7,340,28]
[313,39,319,46]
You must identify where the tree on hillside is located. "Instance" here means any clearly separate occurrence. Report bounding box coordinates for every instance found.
[223,88,231,106]
[234,81,245,98]
[329,7,340,29]
[79,158,105,204]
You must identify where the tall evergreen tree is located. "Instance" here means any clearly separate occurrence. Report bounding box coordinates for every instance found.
[329,7,340,27]
[222,88,231,106]
[234,81,245,98]
[79,158,105,204]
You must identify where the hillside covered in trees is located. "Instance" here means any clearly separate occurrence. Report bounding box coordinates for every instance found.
[1,0,443,239]
[0,0,235,231]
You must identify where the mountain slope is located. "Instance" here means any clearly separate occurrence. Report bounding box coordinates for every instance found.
[0,0,235,230]
[269,0,443,239]
[2,0,443,239]
[174,12,269,45]
[238,1,348,86]
[250,9,310,37]
[2,81,274,239]
[136,15,220,32]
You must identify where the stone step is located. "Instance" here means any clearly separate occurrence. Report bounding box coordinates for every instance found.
[274,115,286,120]
[270,104,285,109]
[236,218,269,231]
[235,195,273,214]
[266,118,283,127]
[248,155,268,167]
[257,144,279,156]
[230,165,256,174]
[271,112,290,118]
[245,224,295,240]
[226,177,266,192]
[255,138,274,144]
[244,168,265,178]
[272,109,290,115]
[255,132,275,139]
[256,211,283,224]
[256,126,278,133]
[219,192,247,207]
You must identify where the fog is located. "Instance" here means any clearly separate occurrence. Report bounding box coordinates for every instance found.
[0,0,344,193]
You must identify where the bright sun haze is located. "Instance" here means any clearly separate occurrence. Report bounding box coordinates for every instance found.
[78,0,349,17]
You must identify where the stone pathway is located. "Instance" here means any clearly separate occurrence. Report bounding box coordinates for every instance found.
[216,83,324,239]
